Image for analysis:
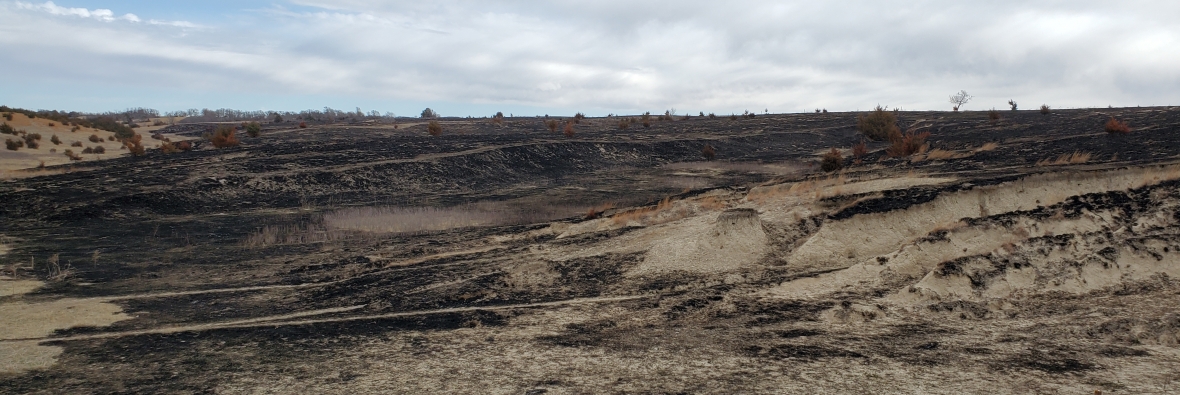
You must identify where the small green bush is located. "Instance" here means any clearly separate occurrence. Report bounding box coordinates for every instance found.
[244,121,262,137]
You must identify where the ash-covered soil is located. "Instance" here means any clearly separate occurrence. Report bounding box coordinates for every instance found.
[3,108,1180,394]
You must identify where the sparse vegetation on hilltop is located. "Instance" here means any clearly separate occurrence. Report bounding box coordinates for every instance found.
[856,106,900,141]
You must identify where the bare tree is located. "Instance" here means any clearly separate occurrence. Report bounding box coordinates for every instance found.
[1007,99,1018,111]
[949,90,972,111]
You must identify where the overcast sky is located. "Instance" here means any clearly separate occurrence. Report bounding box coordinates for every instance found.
[1,1,1178,116]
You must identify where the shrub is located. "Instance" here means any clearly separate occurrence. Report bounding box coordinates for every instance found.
[24,134,39,149]
[244,121,262,138]
[729,114,738,121]
[852,140,868,163]
[94,146,105,154]
[1040,104,1051,115]
[0,123,14,135]
[273,113,284,123]
[299,121,307,129]
[4,138,20,150]
[175,141,192,151]
[70,126,79,132]
[492,112,505,125]
[2,113,11,121]
[544,119,559,132]
[856,105,900,141]
[82,147,94,154]
[821,148,843,172]
[421,108,438,118]
[618,119,631,130]
[153,120,166,126]
[427,120,443,136]
[641,112,652,128]
[1104,117,1131,134]
[107,136,115,141]
[574,113,585,123]
[90,116,135,140]
[708,113,716,119]
[51,135,61,145]
[70,141,83,147]
[563,121,575,137]
[886,129,930,157]
[151,133,165,140]
[48,122,55,127]
[210,125,240,147]
[1008,100,1018,111]
[63,149,82,161]
[701,144,716,160]
[124,134,146,156]
[159,141,180,153]
[988,108,1001,125]
[89,134,101,143]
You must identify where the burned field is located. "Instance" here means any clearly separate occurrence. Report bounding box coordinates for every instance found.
[3,108,1180,393]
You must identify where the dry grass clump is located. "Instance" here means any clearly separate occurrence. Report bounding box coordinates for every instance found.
[976,142,999,152]
[857,105,900,141]
[745,173,851,204]
[63,149,82,161]
[701,144,716,160]
[545,119,559,133]
[88,134,101,143]
[50,135,61,145]
[987,108,1001,125]
[821,148,843,172]
[618,118,631,130]
[611,196,683,226]
[1104,117,1131,134]
[886,129,930,157]
[209,125,239,148]
[491,112,505,126]
[243,223,351,248]
[1040,104,1051,115]
[917,148,970,162]
[1036,151,1091,166]
[4,138,22,151]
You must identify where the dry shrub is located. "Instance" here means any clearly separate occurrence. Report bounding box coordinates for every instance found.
[857,105,900,141]
[124,134,146,156]
[0,123,15,135]
[492,112,505,126]
[107,135,115,141]
[82,147,94,154]
[618,119,631,130]
[47,122,55,127]
[176,141,192,151]
[701,144,716,160]
[4,138,21,151]
[574,112,586,123]
[210,125,239,148]
[921,149,969,161]
[299,121,308,129]
[427,120,444,136]
[1104,117,1131,134]
[89,134,101,143]
[63,149,82,161]
[820,147,843,172]
[70,126,80,132]
[151,133,165,140]
[886,129,930,157]
[563,121,575,137]
[2,113,11,121]
[852,141,868,164]
[23,134,39,149]
[50,135,61,145]
[159,141,180,153]
[94,145,105,154]
[987,108,1001,125]
[543,119,558,132]
[584,202,616,220]
[1040,104,1051,115]
[1036,151,1091,166]
[976,142,999,152]
[728,114,738,121]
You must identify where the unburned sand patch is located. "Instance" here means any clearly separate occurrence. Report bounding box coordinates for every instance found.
[0,278,43,297]
[0,296,131,374]
[633,208,768,275]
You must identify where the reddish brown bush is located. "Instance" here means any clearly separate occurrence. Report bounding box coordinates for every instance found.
[427,120,443,136]
[299,121,308,129]
[701,144,716,160]
[210,125,239,148]
[1104,117,1130,134]
[89,134,101,143]
[159,141,180,153]
[124,134,146,156]
[176,141,193,151]
[852,141,868,162]
[821,148,843,172]
[544,119,559,132]
[987,108,1001,125]
[886,129,930,157]
[618,119,631,130]
[563,121,575,137]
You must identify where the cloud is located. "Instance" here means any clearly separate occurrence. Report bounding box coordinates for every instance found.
[1,1,1179,114]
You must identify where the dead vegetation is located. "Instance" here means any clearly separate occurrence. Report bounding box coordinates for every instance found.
[1036,151,1092,166]
[1105,117,1131,134]
[820,148,843,172]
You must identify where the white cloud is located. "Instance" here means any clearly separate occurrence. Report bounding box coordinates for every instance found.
[1,1,1179,114]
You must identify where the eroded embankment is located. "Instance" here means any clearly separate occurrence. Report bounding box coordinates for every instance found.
[768,164,1180,330]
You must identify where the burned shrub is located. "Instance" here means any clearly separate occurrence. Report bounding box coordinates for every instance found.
[852,140,868,163]
[988,108,1001,125]
[427,120,443,136]
[702,144,716,160]
[1104,117,1131,134]
[886,129,930,157]
[124,134,146,156]
[856,105,900,141]
[563,121,575,137]
[1040,104,1051,115]
[821,147,843,172]
[544,119,559,133]
[210,125,240,148]
[618,118,631,130]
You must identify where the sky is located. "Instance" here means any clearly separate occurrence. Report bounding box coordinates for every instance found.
[0,1,1178,117]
